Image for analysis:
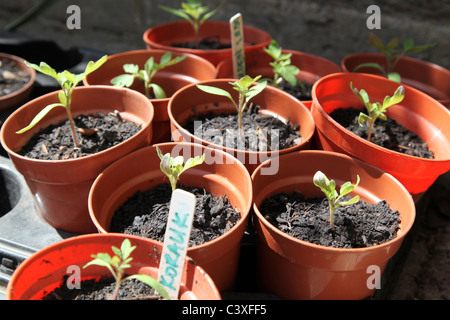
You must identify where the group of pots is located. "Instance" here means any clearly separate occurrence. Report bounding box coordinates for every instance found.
[1,18,450,300]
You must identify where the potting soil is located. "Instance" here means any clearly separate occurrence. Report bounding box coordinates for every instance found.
[0,58,31,97]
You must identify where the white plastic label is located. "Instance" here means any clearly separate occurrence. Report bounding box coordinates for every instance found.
[230,13,246,78]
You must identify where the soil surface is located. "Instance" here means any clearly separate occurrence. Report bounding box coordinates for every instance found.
[185,104,302,152]
[329,107,434,159]
[18,112,141,160]
[259,190,401,248]
[0,58,31,97]
[277,80,313,101]
[43,277,161,300]
[172,36,231,50]
[110,183,241,247]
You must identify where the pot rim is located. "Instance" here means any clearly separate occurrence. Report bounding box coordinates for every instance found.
[0,85,154,164]
[251,149,416,253]
[311,72,450,163]
[143,20,272,54]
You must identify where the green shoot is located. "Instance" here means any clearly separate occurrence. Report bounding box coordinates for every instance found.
[160,0,226,48]
[17,55,108,148]
[263,40,304,91]
[351,82,405,142]
[352,33,436,82]
[111,52,186,99]
[156,146,205,192]
[196,75,266,140]
[313,171,360,231]
[83,238,170,300]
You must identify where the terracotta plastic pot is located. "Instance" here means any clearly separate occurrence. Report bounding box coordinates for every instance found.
[252,150,416,300]
[0,86,154,234]
[88,142,253,292]
[168,78,315,174]
[341,53,450,108]
[6,233,221,300]
[83,49,217,144]
[216,49,341,107]
[143,20,272,66]
[0,52,36,111]
[311,72,450,201]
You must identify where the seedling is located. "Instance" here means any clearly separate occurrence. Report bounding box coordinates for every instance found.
[196,75,267,140]
[17,55,108,148]
[352,33,436,82]
[156,146,205,192]
[313,171,360,231]
[160,0,226,48]
[111,52,186,99]
[263,40,305,92]
[83,238,170,300]
[351,82,405,142]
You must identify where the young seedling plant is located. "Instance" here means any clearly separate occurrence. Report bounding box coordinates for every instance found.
[263,40,305,92]
[159,0,227,49]
[196,75,267,141]
[156,146,205,192]
[83,238,170,300]
[351,82,405,142]
[16,55,108,148]
[352,33,436,83]
[111,52,186,99]
[313,171,360,231]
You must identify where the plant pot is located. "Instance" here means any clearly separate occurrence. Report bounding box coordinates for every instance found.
[143,20,272,66]
[311,72,450,201]
[88,142,253,292]
[83,49,217,144]
[168,78,315,174]
[216,49,341,107]
[6,233,221,300]
[0,52,36,111]
[0,86,154,234]
[341,53,450,108]
[251,150,416,300]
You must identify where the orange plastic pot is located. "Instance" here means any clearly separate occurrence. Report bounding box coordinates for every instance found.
[84,49,217,144]
[168,78,315,174]
[6,233,221,300]
[252,150,416,300]
[0,53,36,111]
[216,49,341,107]
[341,53,450,108]
[0,86,154,234]
[88,142,253,292]
[143,20,272,66]
[311,72,450,201]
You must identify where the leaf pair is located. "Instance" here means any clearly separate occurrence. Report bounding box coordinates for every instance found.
[111,52,186,99]
[84,239,170,300]
[157,146,205,192]
[264,40,300,87]
[313,171,360,230]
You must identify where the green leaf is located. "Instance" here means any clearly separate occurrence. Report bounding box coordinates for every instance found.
[358,112,371,126]
[387,72,401,83]
[196,84,233,100]
[148,83,167,99]
[111,74,136,88]
[127,274,171,300]
[120,238,136,260]
[367,33,385,52]
[246,80,267,101]
[339,175,360,197]
[123,63,139,74]
[337,195,360,207]
[352,62,387,75]
[84,55,107,76]
[16,103,65,134]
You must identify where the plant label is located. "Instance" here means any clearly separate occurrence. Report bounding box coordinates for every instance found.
[230,13,246,78]
[157,189,196,300]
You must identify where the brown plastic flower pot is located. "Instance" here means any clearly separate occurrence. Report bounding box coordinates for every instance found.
[88,142,253,292]
[83,49,217,144]
[0,53,36,112]
[168,78,315,174]
[6,233,221,300]
[252,150,416,300]
[311,72,450,201]
[0,86,154,234]
[216,49,341,107]
[143,20,272,66]
[341,53,450,108]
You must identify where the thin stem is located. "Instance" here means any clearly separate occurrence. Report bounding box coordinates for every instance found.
[65,93,79,148]
[329,202,335,231]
